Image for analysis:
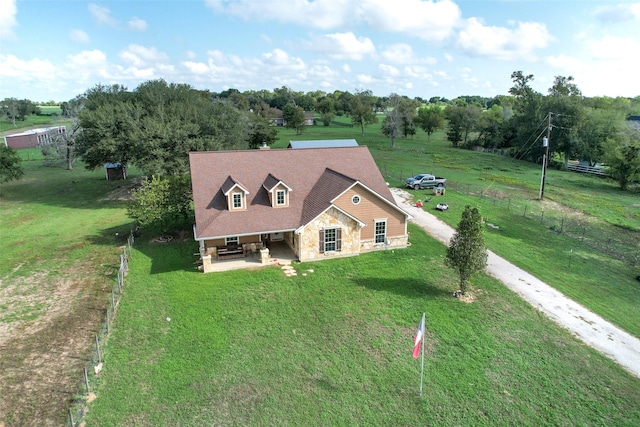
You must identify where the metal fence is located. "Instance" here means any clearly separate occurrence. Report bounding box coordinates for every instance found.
[384,170,639,268]
[66,230,134,427]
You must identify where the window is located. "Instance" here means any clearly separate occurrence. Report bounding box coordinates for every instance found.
[319,228,342,253]
[374,220,387,244]
[351,195,361,205]
[276,189,286,206]
[232,193,242,209]
[225,236,239,245]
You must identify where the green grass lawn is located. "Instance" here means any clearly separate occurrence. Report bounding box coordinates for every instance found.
[3,118,639,425]
[277,120,640,338]
[84,228,640,426]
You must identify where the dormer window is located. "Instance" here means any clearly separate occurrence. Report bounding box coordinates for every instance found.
[263,173,292,208]
[232,193,243,209]
[222,176,249,212]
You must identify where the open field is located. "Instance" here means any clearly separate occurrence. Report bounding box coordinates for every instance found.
[1,118,638,425]
[83,227,640,425]
[0,161,139,426]
[0,111,70,137]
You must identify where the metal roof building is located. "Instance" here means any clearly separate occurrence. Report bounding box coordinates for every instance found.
[287,139,359,149]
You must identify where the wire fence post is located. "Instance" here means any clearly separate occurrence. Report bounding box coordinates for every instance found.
[95,335,101,364]
[84,367,90,393]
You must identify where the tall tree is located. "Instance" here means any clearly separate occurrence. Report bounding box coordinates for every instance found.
[603,128,640,190]
[445,205,488,294]
[398,97,419,138]
[127,175,193,231]
[43,121,81,170]
[348,89,377,136]
[76,80,249,177]
[317,97,336,126]
[380,93,403,147]
[475,105,505,148]
[444,105,465,147]
[246,112,278,148]
[283,103,307,135]
[416,105,444,142]
[507,71,544,159]
[545,76,585,168]
[0,145,24,183]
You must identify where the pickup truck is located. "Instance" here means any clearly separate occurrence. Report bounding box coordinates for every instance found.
[405,173,447,190]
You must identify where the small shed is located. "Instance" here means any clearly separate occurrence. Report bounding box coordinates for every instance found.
[288,139,359,149]
[104,163,127,180]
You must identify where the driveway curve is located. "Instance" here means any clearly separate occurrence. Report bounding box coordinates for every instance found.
[391,188,640,379]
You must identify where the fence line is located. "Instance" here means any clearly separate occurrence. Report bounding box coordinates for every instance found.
[66,229,135,427]
[384,169,638,268]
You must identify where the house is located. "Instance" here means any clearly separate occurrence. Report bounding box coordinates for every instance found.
[4,126,66,149]
[189,146,411,273]
[269,109,315,127]
[271,108,285,126]
[288,139,359,149]
[627,115,640,130]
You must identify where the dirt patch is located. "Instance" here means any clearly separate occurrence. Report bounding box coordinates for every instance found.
[0,260,110,426]
[100,177,145,201]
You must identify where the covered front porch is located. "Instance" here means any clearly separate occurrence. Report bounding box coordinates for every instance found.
[198,234,298,273]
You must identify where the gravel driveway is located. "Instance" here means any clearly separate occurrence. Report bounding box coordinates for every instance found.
[392,188,640,379]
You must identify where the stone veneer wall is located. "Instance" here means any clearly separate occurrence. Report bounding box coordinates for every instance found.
[298,207,361,262]
[360,235,408,252]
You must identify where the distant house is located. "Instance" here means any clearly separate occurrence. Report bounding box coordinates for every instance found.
[627,115,640,130]
[288,139,359,149]
[189,146,411,273]
[4,126,66,149]
[271,108,285,126]
[269,108,315,127]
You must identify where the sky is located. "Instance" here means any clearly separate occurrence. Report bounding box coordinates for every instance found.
[1,0,639,103]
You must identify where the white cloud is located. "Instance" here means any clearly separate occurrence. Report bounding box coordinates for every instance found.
[594,2,640,23]
[444,53,453,62]
[547,35,640,96]
[312,32,375,60]
[404,66,432,79]
[361,0,461,41]
[380,43,437,65]
[357,74,375,84]
[342,64,351,73]
[379,64,400,76]
[88,3,118,27]
[587,35,640,60]
[184,50,198,60]
[457,18,552,60]
[205,0,353,29]
[206,0,460,40]
[119,45,170,68]
[0,54,56,79]
[128,17,148,31]
[0,0,18,40]
[69,29,90,44]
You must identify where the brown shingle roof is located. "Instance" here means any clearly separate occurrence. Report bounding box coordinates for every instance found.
[189,146,398,239]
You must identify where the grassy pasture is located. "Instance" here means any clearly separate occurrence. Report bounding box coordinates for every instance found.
[0,161,139,426]
[84,228,640,426]
[1,117,638,425]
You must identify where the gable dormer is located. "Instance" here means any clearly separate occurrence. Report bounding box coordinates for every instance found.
[262,173,292,208]
[221,176,249,212]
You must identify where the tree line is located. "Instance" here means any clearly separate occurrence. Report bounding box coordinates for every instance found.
[2,73,638,228]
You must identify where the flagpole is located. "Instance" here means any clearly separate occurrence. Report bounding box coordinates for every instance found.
[419,312,425,398]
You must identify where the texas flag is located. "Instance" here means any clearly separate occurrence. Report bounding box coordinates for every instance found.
[412,314,425,359]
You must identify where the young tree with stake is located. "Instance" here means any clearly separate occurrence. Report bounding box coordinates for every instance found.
[445,205,488,294]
